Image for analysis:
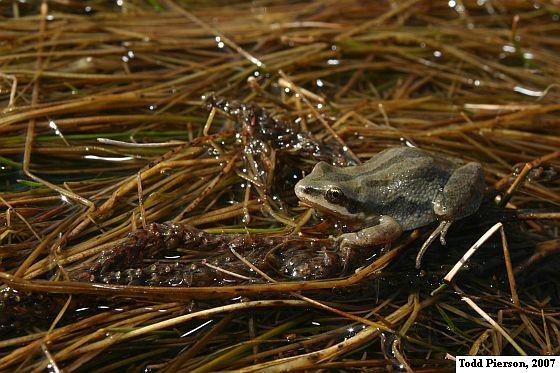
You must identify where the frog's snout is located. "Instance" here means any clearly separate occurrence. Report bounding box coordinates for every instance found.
[295,182,317,199]
[294,182,307,199]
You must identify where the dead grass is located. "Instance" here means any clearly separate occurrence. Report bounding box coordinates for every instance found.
[0,0,560,371]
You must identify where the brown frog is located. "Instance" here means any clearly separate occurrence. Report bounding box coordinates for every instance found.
[295,146,485,267]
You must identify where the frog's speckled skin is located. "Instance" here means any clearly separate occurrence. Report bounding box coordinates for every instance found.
[295,146,484,250]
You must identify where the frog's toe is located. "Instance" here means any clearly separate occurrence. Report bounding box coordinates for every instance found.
[416,220,452,268]
[439,221,453,245]
[337,233,357,249]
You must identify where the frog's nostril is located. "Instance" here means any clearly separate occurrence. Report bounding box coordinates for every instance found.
[295,184,312,198]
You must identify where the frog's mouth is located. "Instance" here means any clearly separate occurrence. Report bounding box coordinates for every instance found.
[298,199,349,219]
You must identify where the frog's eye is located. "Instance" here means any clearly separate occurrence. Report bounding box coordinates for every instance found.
[325,187,344,204]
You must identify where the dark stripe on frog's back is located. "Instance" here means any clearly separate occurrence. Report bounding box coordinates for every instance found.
[358,180,443,230]
[354,147,459,177]
[324,147,445,181]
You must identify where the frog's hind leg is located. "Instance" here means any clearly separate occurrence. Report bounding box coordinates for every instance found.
[417,162,484,268]
[433,162,484,222]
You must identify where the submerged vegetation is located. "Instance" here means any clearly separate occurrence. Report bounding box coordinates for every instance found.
[1,0,560,371]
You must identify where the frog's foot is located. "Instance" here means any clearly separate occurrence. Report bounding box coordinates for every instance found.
[415,220,452,269]
[439,220,452,245]
[337,216,402,270]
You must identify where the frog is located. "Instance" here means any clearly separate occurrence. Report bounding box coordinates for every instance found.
[294,146,485,268]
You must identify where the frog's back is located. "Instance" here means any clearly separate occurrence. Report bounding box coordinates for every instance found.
[362,146,460,171]
[358,147,460,230]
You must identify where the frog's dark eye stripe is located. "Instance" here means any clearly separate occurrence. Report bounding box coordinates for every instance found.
[325,187,344,204]
[302,186,320,197]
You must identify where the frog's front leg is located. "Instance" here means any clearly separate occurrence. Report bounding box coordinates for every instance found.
[337,215,403,250]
